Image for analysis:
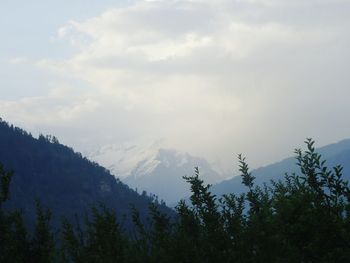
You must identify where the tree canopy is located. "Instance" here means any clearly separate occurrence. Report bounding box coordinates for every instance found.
[1,139,350,262]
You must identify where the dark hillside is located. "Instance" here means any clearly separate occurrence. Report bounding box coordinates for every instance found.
[0,119,172,230]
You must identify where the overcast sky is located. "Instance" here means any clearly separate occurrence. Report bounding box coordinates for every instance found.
[1,0,350,172]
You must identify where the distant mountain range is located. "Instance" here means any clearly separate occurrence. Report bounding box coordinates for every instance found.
[88,139,350,205]
[88,143,227,205]
[0,119,172,230]
[212,139,350,197]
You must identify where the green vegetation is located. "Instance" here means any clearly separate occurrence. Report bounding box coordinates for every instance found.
[1,139,350,262]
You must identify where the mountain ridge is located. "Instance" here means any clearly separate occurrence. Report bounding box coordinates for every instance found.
[212,138,350,197]
[0,119,172,230]
[88,143,227,204]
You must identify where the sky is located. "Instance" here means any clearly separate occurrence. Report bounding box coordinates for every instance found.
[1,0,350,173]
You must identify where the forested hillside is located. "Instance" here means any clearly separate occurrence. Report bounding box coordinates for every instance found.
[0,119,171,230]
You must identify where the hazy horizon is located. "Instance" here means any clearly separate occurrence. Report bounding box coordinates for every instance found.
[1,0,350,173]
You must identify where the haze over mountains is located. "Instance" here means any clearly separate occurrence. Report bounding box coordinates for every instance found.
[88,143,228,205]
[88,138,350,205]
[2,115,350,229]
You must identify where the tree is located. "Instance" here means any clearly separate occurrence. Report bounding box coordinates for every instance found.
[1,139,350,262]
[0,164,31,262]
[61,204,126,262]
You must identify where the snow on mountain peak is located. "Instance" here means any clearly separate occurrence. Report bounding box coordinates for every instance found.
[87,142,228,204]
[87,142,161,178]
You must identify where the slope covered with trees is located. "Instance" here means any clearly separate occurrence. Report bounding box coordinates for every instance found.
[0,119,171,230]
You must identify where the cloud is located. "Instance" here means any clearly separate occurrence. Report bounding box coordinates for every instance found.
[7,0,350,169]
[0,85,99,125]
[40,1,307,111]
[8,57,29,65]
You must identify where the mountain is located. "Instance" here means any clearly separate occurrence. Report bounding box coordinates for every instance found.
[87,142,162,179]
[212,139,350,197]
[88,143,226,205]
[124,148,225,205]
[0,119,172,230]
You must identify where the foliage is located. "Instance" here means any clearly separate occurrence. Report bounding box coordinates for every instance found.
[1,138,350,262]
[0,165,55,263]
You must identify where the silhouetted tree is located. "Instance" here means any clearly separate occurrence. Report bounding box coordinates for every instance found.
[1,138,350,262]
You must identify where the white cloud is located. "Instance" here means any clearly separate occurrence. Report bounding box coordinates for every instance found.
[0,85,99,125]
[8,57,29,65]
[5,0,350,170]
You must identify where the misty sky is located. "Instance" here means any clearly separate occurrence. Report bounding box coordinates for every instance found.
[1,0,350,173]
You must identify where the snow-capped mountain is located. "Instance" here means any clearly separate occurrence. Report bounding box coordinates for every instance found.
[87,142,226,205]
[87,141,162,179]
